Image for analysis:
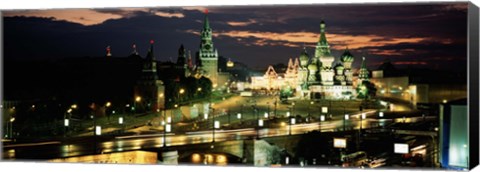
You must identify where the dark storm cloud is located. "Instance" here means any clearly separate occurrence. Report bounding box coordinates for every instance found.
[3,2,468,72]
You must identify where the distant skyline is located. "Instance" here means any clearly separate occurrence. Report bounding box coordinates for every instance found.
[3,2,468,72]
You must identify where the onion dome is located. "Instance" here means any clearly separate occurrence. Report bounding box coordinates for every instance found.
[308,61,318,71]
[299,47,309,67]
[340,47,354,63]
[334,63,344,70]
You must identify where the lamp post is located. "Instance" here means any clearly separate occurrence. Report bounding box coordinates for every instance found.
[227,110,231,126]
[118,116,124,131]
[134,96,141,114]
[164,108,171,147]
[253,105,258,127]
[237,113,242,124]
[240,104,244,125]
[105,101,112,122]
[291,102,296,118]
[93,113,101,154]
[179,88,185,103]
[125,104,131,115]
[211,107,216,143]
[289,116,295,135]
[339,105,346,131]
[320,114,325,132]
[9,117,15,140]
[360,113,366,131]
[257,119,263,139]
[64,108,72,137]
[344,114,349,132]
[266,102,270,119]
[173,104,178,124]
[309,101,314,123]
[273,99,278,118]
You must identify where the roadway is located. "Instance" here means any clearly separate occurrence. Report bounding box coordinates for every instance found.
[3,111,435,160]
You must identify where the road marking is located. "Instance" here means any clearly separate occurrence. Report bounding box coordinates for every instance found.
[115,133,175,139]
[4,141,61,148]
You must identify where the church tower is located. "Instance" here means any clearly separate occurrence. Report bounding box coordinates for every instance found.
[298,47,310,89]
[341,47,355,85]
[358,57,370,83]
[316,21,335,86]
[134,40,165,111]
[177,44,188,77]
[196,9,219,86]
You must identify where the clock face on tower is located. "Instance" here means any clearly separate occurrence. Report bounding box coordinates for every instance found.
[205,44,211,50]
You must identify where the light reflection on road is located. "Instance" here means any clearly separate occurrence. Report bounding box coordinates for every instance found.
[3,114,435,160]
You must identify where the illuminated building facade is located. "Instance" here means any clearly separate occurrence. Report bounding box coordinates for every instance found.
[250,21,366,100]
[305,21,356,100]
[251,66,284,90]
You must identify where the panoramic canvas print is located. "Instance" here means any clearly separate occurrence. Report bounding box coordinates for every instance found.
[1,2,472,170]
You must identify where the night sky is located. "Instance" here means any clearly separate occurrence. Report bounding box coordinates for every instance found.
[3,2,468,71]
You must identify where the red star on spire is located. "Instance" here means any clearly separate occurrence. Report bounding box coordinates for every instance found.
[204,9,208,14]
[150,40,154,44]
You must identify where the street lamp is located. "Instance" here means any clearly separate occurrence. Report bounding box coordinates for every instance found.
[105,101,112,122]
[134,96,141,113]
[64,108,73,137]
[164,121,171,147]
[257,119,264,139]
[379,111,384,118]
[320,115,325,132]
[344,114,349,131]
[9,117,15,139]
[179,88,185,102]
[95,126,102,136]
[213,120,220,142]
[289,117,296,135]
[64,118,69,137]
[361,113,366,131]
[162,108,170,147]
[118,117,123,124]
[320,106,328,130]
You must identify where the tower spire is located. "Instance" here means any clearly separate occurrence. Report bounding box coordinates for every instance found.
[188,50,193,69]
[358,56,369,81]
[361,56,367,69]
[106,46,112,57]
[146,40,155,61]
[132,43,138,55]
[203,9,210,30]
[177,44,186,65]
[319,20,328,45]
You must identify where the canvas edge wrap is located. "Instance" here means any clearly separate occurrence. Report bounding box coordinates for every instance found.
[0,10,4,161]
[468,1,479,170]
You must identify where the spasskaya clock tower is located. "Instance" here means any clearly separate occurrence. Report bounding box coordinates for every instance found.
[196,9,219,86]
